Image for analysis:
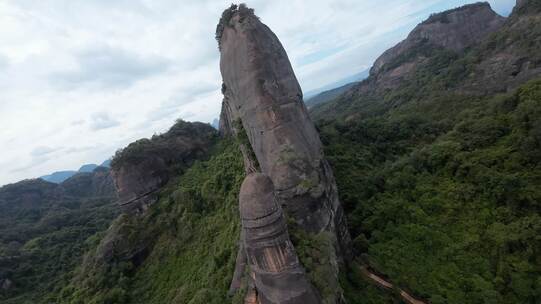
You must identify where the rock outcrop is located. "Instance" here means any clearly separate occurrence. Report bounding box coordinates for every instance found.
[239,173,320,304]
[216,4,351,302]
[111,120,216,213]
[310,1,541,120]
[217,4,350,249]
[370,2,505,86]
[371,2,505,75]
[513,0,541,15]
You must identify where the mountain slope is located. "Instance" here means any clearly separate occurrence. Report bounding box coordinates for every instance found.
[0,169,117,303]
[305,82,358,108]
[311,1,541,120]
[309,1,541,303]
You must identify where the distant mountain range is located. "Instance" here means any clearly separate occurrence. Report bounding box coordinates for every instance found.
[40,159,111,183]
[304,69,369,108]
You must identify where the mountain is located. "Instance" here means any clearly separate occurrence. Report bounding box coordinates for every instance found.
[78,164,98,173]
[211,118,219,129]
[217,4,351,302]
[110,119,217,213]
[40,161,112,184]
[309,1,541,303]
[304,69,369,100]
[39,170,77,183]
[312,1,541,119]
[305,81,358,108]
[100,159,111,168]
[0,168,117,303]
[3,1,541,303]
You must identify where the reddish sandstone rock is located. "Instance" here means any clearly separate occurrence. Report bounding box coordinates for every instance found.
[217,4,351,252]
[371,2,505,76]
[111,120,216,213]
[239,173,320,304]
[217,5,351,302]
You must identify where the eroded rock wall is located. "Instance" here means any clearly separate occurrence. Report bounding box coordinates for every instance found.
[239,173,320,304]
[216,5,351,303]
[371,2,505,76]
[217,5,351,256]
[110,120,216,213]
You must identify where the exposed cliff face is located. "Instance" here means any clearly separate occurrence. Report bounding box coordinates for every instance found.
[217,4,351,303]
[111,120,217,213]
[311,1,541,120]
[217,4,350,246]
[370,2,505,86]
[239,173,320,304]
[467,0,541,94]
[513,0,541,15]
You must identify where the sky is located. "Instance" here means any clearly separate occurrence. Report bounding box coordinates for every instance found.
[0,0,516,186]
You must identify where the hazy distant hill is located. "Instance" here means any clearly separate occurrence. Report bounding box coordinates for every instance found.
[40,160,111,183]
[0,168,117,303]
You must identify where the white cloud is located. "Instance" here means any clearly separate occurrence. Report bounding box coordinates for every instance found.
[53,46,171,89]
[0,0,516,186]
[90,112,121,131]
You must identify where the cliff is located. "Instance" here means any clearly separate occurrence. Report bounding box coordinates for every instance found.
[216,4,351,303]
[110,120,217,213]
[370,2,505,88]
[306,1,541,303]
[239,173,321,303]
[311,0,541,120]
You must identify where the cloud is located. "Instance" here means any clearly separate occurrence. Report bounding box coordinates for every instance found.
[0,0,517,186]
[71,119,85,126]
[53,46,170,89]
[11,146,60,173]
[0,54,7,70]
[31,146,59,157]
[90,112,120,130]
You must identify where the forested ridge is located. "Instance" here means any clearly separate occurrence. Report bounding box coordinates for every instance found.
[1,1,541,303]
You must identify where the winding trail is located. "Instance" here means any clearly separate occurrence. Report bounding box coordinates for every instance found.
[359,266,427,304]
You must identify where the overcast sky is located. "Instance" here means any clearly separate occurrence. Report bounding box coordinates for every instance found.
[0,0,516,186]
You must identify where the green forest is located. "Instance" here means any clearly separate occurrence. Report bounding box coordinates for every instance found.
[1,2,541,304]
[318,78,541,303]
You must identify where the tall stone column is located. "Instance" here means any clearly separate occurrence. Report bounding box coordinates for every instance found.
[216,4,351,259]
[216,5,352,302]
[239,173,320,304]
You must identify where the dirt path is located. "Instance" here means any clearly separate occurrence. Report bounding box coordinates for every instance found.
[359,266,427,304]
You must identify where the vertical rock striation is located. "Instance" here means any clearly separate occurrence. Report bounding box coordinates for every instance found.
[216,4,351,302]
[217,4,351,255]
[240,173,320,304]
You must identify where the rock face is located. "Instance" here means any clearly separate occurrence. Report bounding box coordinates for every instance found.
[216,5,351,302]
[217,5,351,251]
[310,1,541,121]
[239,173,320,304]
[371,2,505,76]
[513,0,541,15]
[111,120,216,213]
